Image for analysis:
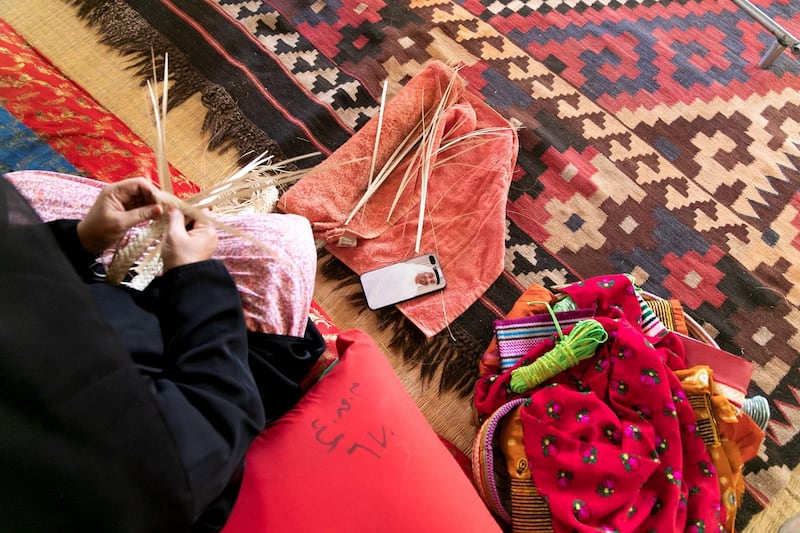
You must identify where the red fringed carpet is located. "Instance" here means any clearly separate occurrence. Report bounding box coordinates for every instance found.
[3,0,800,529]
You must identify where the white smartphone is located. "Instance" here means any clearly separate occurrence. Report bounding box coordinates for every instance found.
[360,254,446,310]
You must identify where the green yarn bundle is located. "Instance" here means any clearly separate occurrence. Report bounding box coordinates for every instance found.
[509,318,608,393]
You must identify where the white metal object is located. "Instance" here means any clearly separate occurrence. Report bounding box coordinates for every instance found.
[729,0,800,68]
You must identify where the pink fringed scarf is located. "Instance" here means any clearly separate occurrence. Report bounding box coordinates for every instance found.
[278,62,518,337]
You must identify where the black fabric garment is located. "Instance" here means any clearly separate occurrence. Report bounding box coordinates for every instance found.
[46,220,325,425]
[44,197,325,530]
[248,321,327,424]
[190,320,328,532]
[48,220,326,425]
[0,178,194,532]
[0,175,325,531]
[47,219,266,526]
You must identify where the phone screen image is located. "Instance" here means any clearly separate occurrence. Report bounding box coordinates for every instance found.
[360,254,446,310]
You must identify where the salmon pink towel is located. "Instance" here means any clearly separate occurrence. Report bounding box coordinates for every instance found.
[278,61,518,337]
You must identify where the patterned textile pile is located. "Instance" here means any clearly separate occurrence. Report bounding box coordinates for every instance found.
[2,0,800,529]
[473,274,764,532]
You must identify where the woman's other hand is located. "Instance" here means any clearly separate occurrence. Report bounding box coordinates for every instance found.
[161,207,218,271]
[77,177,163,254]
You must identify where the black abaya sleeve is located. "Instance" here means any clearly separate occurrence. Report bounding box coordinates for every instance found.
[0,177,195,532]
[145,259,266,521]
[45,218,97,280]
[1,177,266,530]
[247,318,326,423]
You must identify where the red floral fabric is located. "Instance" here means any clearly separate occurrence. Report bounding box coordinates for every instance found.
[0,19,197,197]
[474,274,722,532]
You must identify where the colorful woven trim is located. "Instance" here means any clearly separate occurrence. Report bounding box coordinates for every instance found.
[641,291,696,341]
[638,293,670,339]
[494,308,595,371]
[472,397,527,524]
[510,477,553,533]
[687,392,722,448]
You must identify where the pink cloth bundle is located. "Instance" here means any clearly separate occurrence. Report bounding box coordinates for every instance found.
[8,170,316,338]
[279,61,518,336]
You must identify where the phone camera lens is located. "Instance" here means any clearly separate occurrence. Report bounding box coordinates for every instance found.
[428,255,435,264]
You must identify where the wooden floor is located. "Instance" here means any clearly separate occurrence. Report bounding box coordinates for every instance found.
[3,2,798,530]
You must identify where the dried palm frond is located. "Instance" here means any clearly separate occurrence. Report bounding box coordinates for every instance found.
[107,151,326,285]
[147,51,172,196]
[346,65,519,252]
[367,80,389,187]
[343,121,423,226]
[107,54,172,286]
[105,53,334,286]
[189,151,319,210]
[412,70,461,252]
[127,241,164,291]
[106,219,166,285]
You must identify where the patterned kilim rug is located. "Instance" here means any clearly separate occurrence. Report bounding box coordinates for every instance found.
[4,0,800,529]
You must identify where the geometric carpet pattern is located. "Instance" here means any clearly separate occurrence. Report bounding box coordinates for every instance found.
[15,0,800,527]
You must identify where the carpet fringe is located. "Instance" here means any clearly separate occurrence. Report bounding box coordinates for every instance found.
[66,0,284,165]
[319,251,481,397]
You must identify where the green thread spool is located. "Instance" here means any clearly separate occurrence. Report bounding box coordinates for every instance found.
[510,307,608,393]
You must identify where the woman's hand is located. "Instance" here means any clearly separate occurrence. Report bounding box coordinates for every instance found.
[77,177,163,254]
[161,207,218,271]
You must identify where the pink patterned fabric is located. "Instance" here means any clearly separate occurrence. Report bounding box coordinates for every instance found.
[6,170,315,337]
[474,275,723,532]
[213,213,315,336]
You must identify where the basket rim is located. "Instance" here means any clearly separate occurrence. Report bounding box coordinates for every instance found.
[641,290,718,348]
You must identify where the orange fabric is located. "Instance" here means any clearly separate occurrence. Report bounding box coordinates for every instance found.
[675,366,764,533]
[279,61,518,337]
[667,299,689,335]
[719,407,763,464]
[715,398,764,533]
[500,405,532,482]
